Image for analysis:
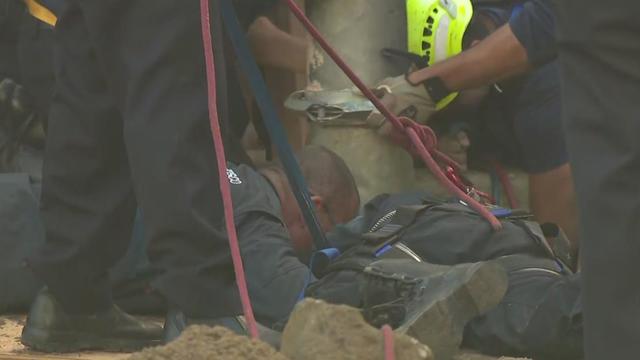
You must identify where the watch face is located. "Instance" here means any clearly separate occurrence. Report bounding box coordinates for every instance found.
[425,76,451,103]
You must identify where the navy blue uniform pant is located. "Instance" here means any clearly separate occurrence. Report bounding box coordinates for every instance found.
[555,0,640,358]
[29,0,243,318]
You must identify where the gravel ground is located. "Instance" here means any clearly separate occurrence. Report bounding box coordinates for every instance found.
[2,316,530,360]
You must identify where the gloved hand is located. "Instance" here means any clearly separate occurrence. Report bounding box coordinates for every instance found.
[365,75,436,129]
[361,90,438,158]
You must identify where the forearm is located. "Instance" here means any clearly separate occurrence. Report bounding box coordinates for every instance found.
[407,24,530,91]
[247,17,310,73]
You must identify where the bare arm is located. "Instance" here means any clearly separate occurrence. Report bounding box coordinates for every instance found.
[247,16,310,74]
[407,24,530,91]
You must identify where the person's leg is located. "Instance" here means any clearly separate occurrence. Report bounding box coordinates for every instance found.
[529,163,579,253]
[22,3,162,352]
[77,0,241,318]
[555,1,640,358]
[28,2,136,315]
[511,63,579,249]
[465,256,583,359]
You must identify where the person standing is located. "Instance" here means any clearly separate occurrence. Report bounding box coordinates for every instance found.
[372,0,640,357]
[20,0,276,352]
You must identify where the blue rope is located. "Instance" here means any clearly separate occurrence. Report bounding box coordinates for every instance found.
[220,0,329,250]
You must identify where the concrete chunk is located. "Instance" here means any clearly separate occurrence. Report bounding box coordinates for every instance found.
[281,299,433,360]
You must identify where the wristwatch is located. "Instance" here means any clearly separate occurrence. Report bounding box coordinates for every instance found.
[405,73,451,103]
[422,76,451,103]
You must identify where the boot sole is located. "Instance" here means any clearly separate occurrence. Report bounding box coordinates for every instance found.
[397,261,508,358]
[21,326,161,353]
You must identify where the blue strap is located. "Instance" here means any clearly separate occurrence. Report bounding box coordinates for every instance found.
[219,0,329,250]
[295,248,341,302]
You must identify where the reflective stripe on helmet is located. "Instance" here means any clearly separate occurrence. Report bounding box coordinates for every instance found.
[406,0,474,109]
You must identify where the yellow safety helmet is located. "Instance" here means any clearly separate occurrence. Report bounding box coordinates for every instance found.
[406,0,473,109]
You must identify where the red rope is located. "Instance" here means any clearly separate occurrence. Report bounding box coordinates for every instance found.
[282,0,502,230]
[382,325,396,360]
[199,0,259,339]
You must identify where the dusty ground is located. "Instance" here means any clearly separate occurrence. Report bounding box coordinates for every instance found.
[130,326,285,360]
[0,315,127,360]
[2,315,530,360]
[456,355,529,360]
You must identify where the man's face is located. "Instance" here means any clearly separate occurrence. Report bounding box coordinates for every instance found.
[284,193,359,257]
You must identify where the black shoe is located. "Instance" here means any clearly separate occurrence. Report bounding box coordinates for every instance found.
[21,288,163,353]
[362,260,508,359]
[164,309,281,348]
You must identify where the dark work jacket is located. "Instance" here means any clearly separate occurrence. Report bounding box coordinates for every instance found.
[325,192,583,360]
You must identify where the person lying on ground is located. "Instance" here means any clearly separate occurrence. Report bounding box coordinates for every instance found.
[218,144,580,359]
[175,146,583,359]
[222,144,582,360]
[320,191,582,360]
[21,145,580,358]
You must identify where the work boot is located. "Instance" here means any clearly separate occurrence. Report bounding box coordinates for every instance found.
[21,288,163,352]
[362,260,508,360]
[163,309,282,348]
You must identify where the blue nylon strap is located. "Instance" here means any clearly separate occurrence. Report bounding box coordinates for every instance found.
[219,0,329,250]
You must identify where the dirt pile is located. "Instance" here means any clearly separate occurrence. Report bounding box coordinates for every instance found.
[281,299,433,360]
[128,326,287,360]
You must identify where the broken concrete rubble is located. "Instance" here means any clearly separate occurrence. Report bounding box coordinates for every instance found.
[281,298,433,360]
[128,326,286,360]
